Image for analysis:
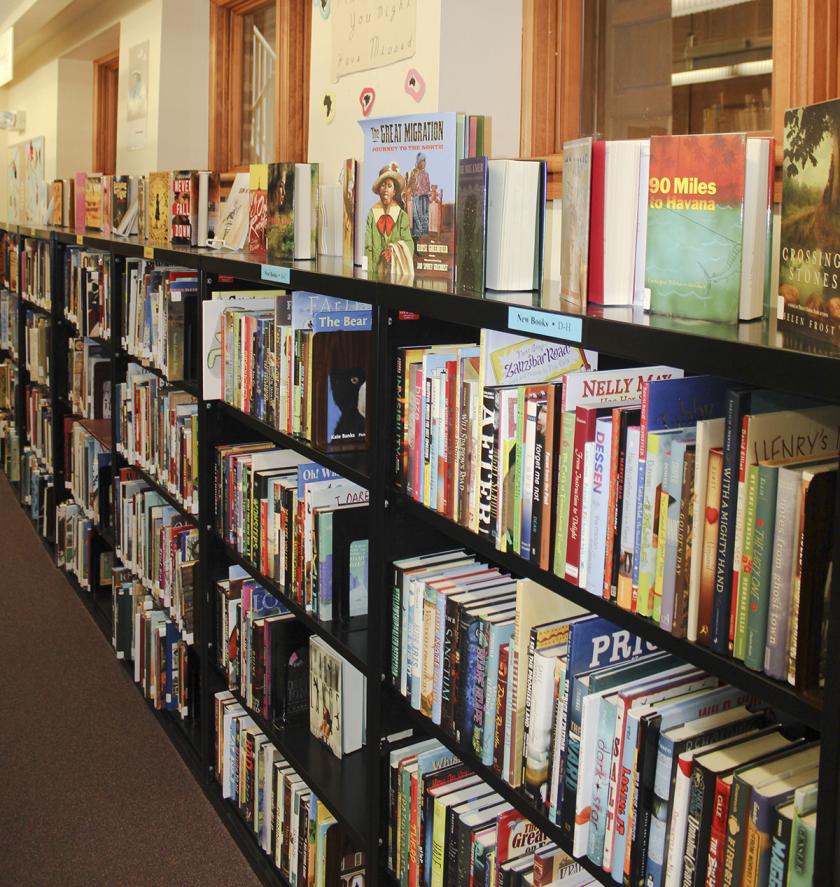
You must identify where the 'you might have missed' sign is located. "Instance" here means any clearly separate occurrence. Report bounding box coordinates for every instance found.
[331,0,417,81]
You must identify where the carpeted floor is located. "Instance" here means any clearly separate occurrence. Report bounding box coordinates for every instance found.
[0,476,260,886]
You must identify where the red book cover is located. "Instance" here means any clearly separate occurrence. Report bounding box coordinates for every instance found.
[705,774,732,887]
[408,769,419,887]
[444,357,458,519]
[602,406,624,599]
[586,140,606,303]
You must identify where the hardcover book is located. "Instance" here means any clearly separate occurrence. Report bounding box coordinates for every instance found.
[560,137,593,305]
[147,171,171,242]
[455,156,488,295]
[249,163,268,254]
[645,134,767,322]
[85,173,103,230]
[359,113,459,280]
[778,98,840,344]
[342,158,357,271]
[171,170,198,246]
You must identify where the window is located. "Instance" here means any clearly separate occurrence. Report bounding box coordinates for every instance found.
[209,0,311,171]
[520,0,840,196]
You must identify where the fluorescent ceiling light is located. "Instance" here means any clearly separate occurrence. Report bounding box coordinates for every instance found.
[671,57,772,86]
[672,0,752,17]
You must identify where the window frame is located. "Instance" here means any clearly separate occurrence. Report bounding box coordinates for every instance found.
[520,0,840,198]
[209,0,311,172]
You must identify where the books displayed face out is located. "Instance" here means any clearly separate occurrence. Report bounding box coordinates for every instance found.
[778,97,840,346]
[265,162,320,262]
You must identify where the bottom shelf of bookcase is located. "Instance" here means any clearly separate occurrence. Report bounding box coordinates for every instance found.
[382,684,613,887]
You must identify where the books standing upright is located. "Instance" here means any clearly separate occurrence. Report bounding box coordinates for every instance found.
[778,98,840,345]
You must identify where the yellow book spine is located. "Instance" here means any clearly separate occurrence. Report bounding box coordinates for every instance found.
[653,488,670,622]
[430,796,448,887]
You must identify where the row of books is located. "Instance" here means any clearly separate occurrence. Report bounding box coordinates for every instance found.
[24,309,50,385]
[64,248,110,340]
[0,358,15,411]
[66,419,112,529]
[112,564,193,718]
[559,134,773,324]
[52,171,221,245]
[388,561,821,887]
[21,237,51,309]
[204,291,372,452]
[0,415,19,481]
[216,567,309,725]
[56,499,103,589]
[214,690,367,885]
[114,364,198,515]
[22,448,54,535]
[24,385,52,471]
[67,337,111,420]
[0,288,18,353]
[386,736,590,887]
[214,443,369,623]
[121,259,196,382]
[113,467,199,622]
[397,338,839,688]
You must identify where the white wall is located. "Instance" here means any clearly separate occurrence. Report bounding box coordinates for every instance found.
[156,0,208,170]
[4,59,60,180]
[438,0,522,159]
[56,57,92,176]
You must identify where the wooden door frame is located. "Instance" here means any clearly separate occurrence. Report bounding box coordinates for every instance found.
[520,0,840,196]
[92,49,119,175]
[209,0,311,171]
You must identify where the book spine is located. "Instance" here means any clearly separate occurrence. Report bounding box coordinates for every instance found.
[493,643,510,775]
[395,351,406,489]
[603,409,623,598]
[721,775,751,887]
[710,390,742,654]
[704,776,731,887]
[565,409,593,584]
[478,388,496,538]
[441,597,459,734]
[698,449,724,647]
[672,448,696,638]
[767,807,791,887]
[734,464,759,662]
[552,411,575,577]
[744,464,777,671]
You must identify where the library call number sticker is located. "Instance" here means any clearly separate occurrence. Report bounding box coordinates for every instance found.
[507,307,583,344]
[261,264,291,285]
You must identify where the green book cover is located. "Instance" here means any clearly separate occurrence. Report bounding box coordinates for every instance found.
[744,462,779,670]
[646,133,747,322]
[733,463,759,661]
[788,811,816,887]
[552,411,576,575]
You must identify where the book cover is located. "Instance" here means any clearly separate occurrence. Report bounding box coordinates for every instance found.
[342,158,357,270]
[112,175,130,232]
[85,173,103,230]
[51,180,63,226]
[266,162,295,262]
[778,98,840,344]
[147,171,170,242]
[249,163,268,253]
[74,172,87,230]
[455,156,488,295]
[560,137,593,304]
[171,170,198,246]
[359,113,458,280]
[646,134,747,322]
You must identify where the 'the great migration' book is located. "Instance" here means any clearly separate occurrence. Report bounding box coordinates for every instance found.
[359,113,458,280]
[645,134,771,323]
[778,98,840,345]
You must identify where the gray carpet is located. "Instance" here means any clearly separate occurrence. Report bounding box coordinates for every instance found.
[0,476,260,886]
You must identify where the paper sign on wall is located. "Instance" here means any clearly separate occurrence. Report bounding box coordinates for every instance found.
[331,0,416,82]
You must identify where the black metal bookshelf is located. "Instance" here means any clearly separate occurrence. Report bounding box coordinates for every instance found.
[3,224,838,887]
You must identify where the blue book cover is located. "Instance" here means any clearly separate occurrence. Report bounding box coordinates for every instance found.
[165,620,179,711]
[480,617,515,765]
[632,376,729,599]
[558,616,657,837]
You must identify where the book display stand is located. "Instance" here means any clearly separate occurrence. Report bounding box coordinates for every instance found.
[1,222,838,886]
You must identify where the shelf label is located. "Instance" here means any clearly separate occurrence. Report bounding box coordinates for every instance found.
[143,245,155,259]
[261,263,290,285]
[75,234,84,245]
[507,306,583,343]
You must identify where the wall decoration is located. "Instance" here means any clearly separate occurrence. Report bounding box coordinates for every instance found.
[6,143,20,224]
[331,0,416,82]
[359,87,376,117]
[323,91,337,124]
[315,0,331,19]
[404,68,426,103]
[127,40,149,151]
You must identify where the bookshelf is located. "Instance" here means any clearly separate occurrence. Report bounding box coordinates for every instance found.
[2,222,838,887]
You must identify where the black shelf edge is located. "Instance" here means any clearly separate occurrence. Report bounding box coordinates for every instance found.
[213,531,368,674]
[227,687,370,848]
[127,461,198,524]
[215,400,371,490]
[392,491,824,731]
[20,297,52,316]
[382,684,613,887]
[124,354,200,396]
[203,780,291,887]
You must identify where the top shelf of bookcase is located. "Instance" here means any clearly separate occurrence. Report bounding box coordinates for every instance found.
[10,225,840,403]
